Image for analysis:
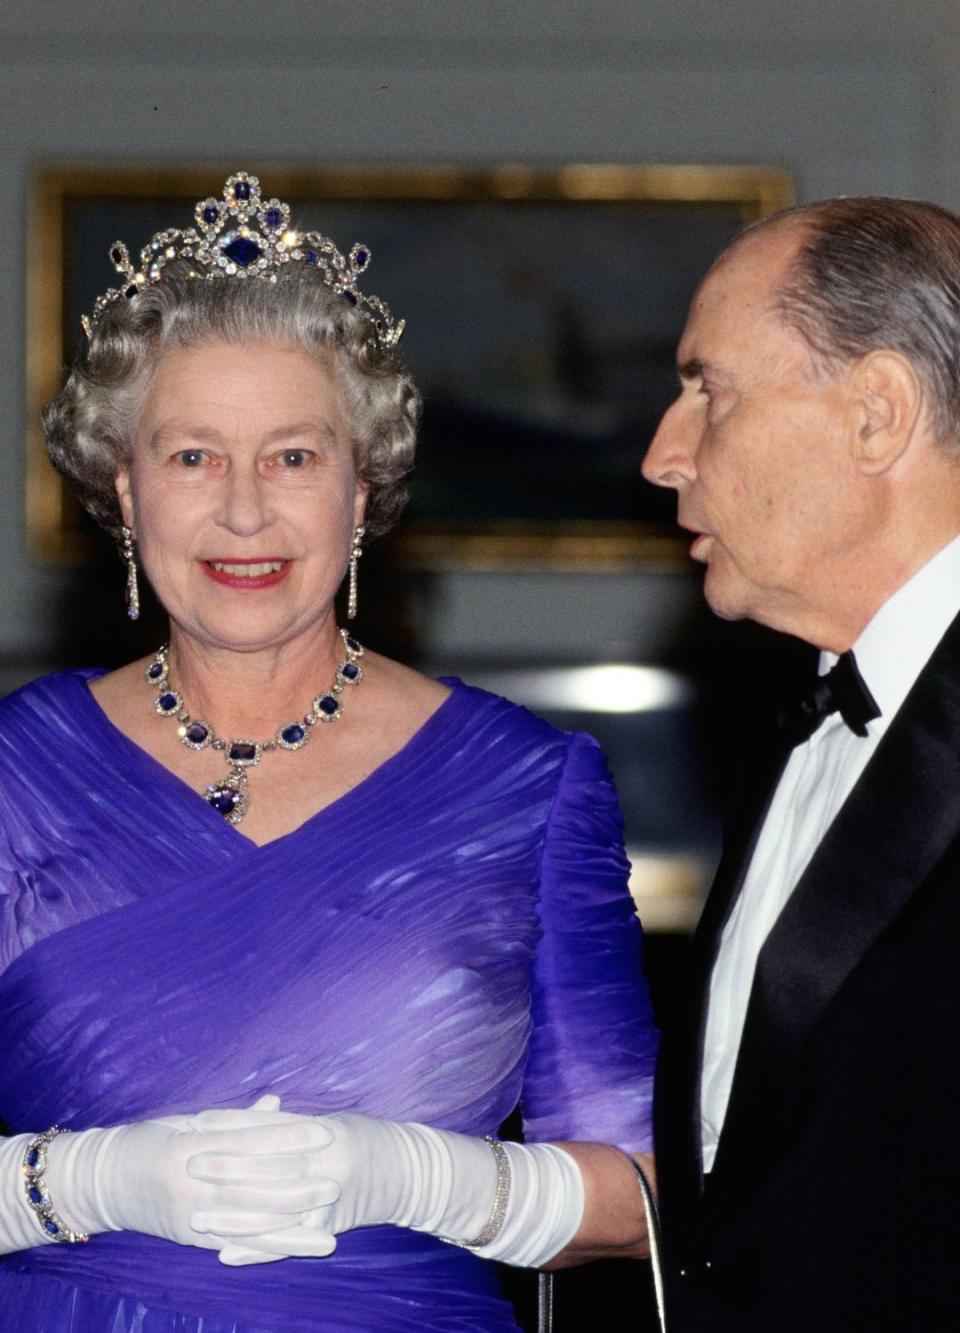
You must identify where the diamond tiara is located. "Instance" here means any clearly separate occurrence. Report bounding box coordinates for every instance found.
[81,171,405,351]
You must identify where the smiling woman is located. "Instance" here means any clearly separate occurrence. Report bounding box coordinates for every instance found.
[114,341,366,667]
[0,173,658,1333]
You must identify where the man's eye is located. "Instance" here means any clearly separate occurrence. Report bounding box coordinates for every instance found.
[175,449,207,468]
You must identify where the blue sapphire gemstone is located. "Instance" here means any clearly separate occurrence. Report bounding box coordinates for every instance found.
[318,695,339,717]
[224,236,261,268]
[202,205,219,224]
[158,693,178,713]
[109,245,125,265]
[340,662,360,681]
[229,741,258,763]
[125,285,139,300]
[43,1219,60,1236]
[265,207,283,229]
[305,249,319,265]
[147,662,164,680]
[344,635,361,654]
[281,724,306,745]
[185,723,209,746]
[354,248,369,268]
[28,1185,44,1205]
[207,787,240,817]
[342,290,358,306]
[26,1148,40,1168]
[234,180,252,201]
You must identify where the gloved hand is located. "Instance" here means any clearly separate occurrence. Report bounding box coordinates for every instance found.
[1,1096,342,1265]
[195,1111,585,1269]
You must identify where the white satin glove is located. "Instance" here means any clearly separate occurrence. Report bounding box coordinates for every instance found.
[203,1112,585,1269]
[1,1096,340,1265]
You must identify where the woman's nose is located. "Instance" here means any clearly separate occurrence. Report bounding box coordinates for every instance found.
[217,465,272,536]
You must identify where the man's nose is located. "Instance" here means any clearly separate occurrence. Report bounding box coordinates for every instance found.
[641,401,698,489]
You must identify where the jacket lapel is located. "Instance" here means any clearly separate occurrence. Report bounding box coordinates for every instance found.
[708,609,960,1209]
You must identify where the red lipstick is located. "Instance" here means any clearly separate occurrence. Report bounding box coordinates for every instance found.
[201,558,292,590]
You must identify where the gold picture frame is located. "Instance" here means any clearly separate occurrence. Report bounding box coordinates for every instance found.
[26,161,793,567]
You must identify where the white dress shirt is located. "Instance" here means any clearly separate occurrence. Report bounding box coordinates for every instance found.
[700,532,960,1170]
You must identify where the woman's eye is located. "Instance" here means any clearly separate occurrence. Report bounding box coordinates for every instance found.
[279,449,310,468]
[175,449,207,468]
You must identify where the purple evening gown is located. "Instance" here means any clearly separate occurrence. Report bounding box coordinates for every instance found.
[0,670,657,1331]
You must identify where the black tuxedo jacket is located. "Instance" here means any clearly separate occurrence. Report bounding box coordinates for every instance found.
[655,609,960,1331]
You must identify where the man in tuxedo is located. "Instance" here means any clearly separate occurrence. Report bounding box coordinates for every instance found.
[643,197,960,1330]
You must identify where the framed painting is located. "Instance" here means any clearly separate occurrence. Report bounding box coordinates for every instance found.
[26,162,793,566]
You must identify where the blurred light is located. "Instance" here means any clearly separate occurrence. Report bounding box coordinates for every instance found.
[626,849,709,933]
[469,664,692,714]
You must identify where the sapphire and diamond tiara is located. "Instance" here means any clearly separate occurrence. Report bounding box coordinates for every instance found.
[81,171,404,351]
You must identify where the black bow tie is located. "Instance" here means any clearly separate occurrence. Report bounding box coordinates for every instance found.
[779,650,881,748]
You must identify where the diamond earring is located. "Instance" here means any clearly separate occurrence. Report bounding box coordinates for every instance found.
[121,526,140,621]
[347,525,365,621]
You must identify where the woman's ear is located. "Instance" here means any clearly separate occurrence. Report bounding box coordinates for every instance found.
[115,465,135,529]
[353,478,369,531]
[850,350,924,475]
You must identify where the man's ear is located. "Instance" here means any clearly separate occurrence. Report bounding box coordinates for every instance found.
[850,350,924,475]
[115,464,135,529]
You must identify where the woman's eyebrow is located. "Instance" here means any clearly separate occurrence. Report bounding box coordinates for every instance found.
[145,420,338,452]
[260,421,339,446]
[146,422,223,453]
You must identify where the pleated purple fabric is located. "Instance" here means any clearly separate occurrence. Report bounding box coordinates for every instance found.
[0,669,657,1331]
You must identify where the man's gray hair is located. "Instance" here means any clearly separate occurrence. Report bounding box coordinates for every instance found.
[739,197,960,440]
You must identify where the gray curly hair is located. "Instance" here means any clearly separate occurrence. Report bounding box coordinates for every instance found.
[42,264,420,545]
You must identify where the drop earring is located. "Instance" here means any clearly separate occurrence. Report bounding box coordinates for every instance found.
[121,525,140,621]
[347,525,365,621]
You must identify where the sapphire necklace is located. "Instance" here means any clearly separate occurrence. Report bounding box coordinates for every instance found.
[145,628,364,825]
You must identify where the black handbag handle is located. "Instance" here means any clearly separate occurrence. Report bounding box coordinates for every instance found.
[535,1159,665,1333]
[537,1272,554,1333]
[631,1159,666,1332]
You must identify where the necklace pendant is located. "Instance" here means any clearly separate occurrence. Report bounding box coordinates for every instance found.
[204,773,249,824]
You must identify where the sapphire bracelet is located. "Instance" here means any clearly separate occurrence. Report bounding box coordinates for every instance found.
[21,1127,89,1244]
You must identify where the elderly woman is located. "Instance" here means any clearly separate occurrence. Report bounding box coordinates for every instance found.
[0,173,657,1332]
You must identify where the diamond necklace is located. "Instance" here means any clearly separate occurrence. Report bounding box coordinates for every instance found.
[145,628,364,825]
